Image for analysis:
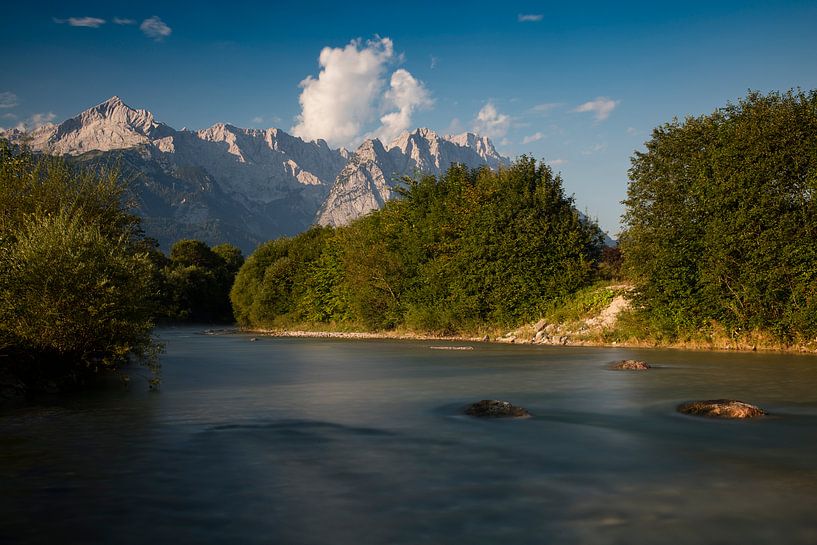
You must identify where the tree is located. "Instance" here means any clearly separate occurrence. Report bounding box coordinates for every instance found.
[621,89,817,341]
[160,239,244,322]
[0,142,159,390]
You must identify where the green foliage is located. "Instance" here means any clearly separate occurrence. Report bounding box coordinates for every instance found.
[232,158,604,333]
[0,142,159,389]
[230,227,335,327]
[159,240,244,323]
[544,282,620,325]
[621,89,817,341]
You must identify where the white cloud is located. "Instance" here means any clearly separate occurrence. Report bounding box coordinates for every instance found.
[522,132,544,144]
[518,14,544,22]
[0,92,18,109]
[473,102,510,139]
[371,69,433,143]
[251,116,264,125]
[627,126,638,135]
[573,97,619,121]
[548,158,568,167]
[11,112,57,131]
[54,17,106,28]
[430,55,438,69]
[291,37,431,148]
[113,17,136,25]
[531,102,561,114]
[140,16,172,41]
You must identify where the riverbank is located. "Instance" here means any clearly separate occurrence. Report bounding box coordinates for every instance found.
[248,282,817,355]
[249,327,817,354]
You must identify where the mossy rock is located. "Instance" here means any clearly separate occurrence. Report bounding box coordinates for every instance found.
[677,399,766,419]
[612,359,651,370]
[465,399,531,418]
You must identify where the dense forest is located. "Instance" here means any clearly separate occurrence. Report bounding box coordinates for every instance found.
[231,157,605,334]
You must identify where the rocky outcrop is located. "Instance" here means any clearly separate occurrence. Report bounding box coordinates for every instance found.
[315,128,509,227]
[677,399,766,419]
[465,399,531,418]
[612,359,651,370]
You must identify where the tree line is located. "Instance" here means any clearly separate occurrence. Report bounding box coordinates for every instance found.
[231,157,605,333]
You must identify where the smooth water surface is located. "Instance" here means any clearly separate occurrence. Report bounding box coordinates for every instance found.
[2,326,817,544]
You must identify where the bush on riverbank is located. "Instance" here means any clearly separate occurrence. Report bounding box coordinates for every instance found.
[232,157,604,333]
[0,142,160,392]
[621,89,817,343]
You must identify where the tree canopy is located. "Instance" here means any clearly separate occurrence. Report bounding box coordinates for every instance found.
[621,89,817,341]
[232,157,603,333]
[0,142,160,390]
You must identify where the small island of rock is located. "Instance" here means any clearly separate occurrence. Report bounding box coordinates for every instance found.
[465,400,531,418]
[612,359,651,370]
[677,399,766,419]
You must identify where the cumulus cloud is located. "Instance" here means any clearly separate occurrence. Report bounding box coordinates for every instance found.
[10,112,57,131]
[518,14,544,22]
[371,69,433,143]
[573,97,619,121]
[141,16,172,41]
[627,126,639,135]
[473,102,510,139]
[0,92,18,109]
[113,17,136,25]
[292,37,431,148]
[522,132,544,145]
[54,17,106,27]
[251,116,264,125]
[548,158,568,167]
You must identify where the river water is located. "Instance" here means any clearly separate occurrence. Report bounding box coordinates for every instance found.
[2,326,817,544]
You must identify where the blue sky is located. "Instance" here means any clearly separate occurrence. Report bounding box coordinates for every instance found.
[2,1,816,236]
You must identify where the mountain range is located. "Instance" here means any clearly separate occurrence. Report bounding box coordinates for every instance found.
[2,97,508,253]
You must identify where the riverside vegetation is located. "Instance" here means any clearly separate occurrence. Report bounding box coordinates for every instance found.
[0,143,242,395]
[234,89,817,351]
[2,89,816,395]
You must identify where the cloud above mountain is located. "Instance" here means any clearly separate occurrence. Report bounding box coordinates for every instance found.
[291,37,431,148]
[473,103,510,139]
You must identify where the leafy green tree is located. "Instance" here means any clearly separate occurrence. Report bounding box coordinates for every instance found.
[0,142,159,390]
[621,89,817,341]
[160,239,244,322]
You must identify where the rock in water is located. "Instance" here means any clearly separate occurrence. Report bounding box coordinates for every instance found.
[677,399,766,419]
[612,359,651,370]
[465,400,531,418]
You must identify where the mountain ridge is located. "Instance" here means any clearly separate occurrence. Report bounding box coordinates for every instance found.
[1,96,510,252]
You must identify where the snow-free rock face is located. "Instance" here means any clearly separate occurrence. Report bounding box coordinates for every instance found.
[1,97,507,252]
[316,128,509,227]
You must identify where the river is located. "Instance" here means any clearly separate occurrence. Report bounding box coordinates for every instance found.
[2,326,817,544]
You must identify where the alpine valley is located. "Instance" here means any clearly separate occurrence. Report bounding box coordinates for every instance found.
[1,97,509,253]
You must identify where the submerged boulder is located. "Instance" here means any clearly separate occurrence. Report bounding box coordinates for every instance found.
[677,399,766,419]
[465,399,531,418]
[612,359,651,370]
